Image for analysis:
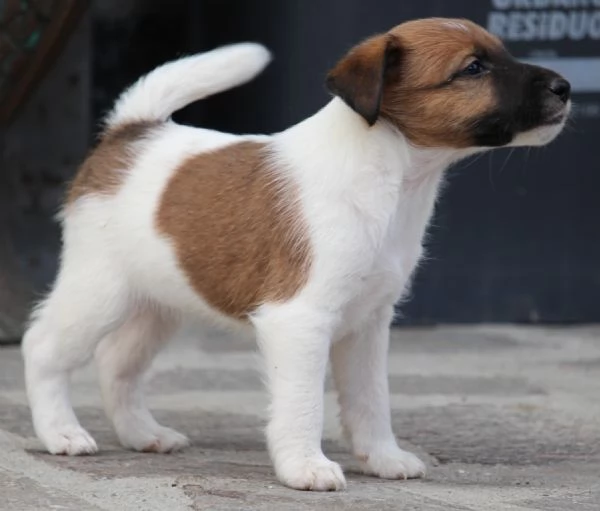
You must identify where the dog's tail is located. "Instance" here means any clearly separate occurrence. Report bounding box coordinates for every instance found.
[104,43,271,129]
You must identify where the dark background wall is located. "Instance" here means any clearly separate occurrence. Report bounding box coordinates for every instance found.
[25,0,600,324]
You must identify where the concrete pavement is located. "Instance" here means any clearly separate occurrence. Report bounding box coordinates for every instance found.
[1,324,599,510]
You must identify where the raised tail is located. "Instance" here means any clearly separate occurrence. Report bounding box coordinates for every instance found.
[104,43,271,129]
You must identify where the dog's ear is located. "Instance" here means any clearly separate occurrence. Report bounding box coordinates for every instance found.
[326,34,402,126]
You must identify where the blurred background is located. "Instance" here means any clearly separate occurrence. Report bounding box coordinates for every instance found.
[1,0,599,343]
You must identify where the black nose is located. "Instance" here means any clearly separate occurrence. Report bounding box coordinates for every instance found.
[548,77,571,103]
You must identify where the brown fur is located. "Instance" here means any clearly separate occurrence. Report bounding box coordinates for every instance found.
[327,18,504,148]
[326,34,400,126]
[66,121,158,205]
[156,141,311,319]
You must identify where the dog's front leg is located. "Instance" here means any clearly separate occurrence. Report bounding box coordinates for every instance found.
[331,305,426,480]
[253,306,345,491]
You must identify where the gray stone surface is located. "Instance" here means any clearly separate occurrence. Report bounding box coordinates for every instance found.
[0,467,103,511]
[1,325,599,510]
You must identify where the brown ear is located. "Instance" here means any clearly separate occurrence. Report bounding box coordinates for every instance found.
[326,34,401,126]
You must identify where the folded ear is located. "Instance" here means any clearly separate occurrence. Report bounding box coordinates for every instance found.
[326,34,402,126]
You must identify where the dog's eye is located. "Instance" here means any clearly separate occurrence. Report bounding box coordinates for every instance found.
[460,59,485,76]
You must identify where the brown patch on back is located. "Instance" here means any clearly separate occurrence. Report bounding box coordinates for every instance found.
[156,141,311,319]
[65,121,157,205]
[327,18,505,148]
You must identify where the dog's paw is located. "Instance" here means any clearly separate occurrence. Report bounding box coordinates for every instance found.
[42,426,98,455]
[120,425,190,453]
[276,455,346,491]
[359,446,426,480]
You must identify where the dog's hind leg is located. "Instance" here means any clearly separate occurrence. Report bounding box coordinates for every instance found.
[95,305,189,453]
[22,260,129,455]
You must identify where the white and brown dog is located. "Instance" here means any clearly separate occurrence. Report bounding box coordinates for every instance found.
[23,18,570,491]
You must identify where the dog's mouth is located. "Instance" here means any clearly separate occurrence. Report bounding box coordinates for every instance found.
[509,103,570,147]
[544,111,568,125]
[542,101,571,126]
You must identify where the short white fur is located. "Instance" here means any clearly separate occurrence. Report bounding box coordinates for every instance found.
[22,40,567,491]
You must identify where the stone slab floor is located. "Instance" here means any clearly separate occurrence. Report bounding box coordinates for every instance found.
[1,325,599,510]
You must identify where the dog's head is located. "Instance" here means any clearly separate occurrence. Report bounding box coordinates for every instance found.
[326,18,570,149]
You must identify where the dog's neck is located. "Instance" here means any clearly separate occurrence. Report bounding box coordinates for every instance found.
[277,98,466,191]
[274,99,471,252]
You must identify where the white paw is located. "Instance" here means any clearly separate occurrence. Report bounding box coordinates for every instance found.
[41,426,98,455]
[359,446,426,480]
[119,424,190,453]
[276,455,346,491]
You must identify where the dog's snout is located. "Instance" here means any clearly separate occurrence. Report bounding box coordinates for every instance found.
[548,77,571,103]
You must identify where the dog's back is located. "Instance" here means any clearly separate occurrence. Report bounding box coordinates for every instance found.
[60,44,280,319]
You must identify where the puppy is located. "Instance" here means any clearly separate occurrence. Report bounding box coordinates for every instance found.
[22,18,570,491]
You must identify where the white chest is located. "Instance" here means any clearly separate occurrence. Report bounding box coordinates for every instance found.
[273,99,459,332]
[336,168,447,332]
[340,217,423,329]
